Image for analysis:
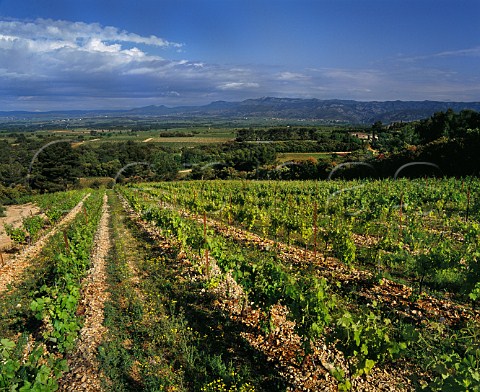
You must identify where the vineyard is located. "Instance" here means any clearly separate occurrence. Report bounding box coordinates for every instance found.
[0,179,479,391]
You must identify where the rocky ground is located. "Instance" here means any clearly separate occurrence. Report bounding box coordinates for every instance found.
[59,194,112,392]
[0,194,91,294]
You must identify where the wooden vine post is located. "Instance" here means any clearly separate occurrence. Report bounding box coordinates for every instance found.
[204,210,209,279]
[63,230,70,254]
[398,193,403,242]
[313,201,318,262]
[83,205,88,225]
[466,187,471,222]
[0,251,4,267]
[399,193,403,222]
[228,192,232,225]
[193,190,197,218]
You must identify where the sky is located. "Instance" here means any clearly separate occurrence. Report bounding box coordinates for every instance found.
[0,0,479,111]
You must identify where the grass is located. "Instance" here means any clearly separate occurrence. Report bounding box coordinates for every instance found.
[77,177,115,189]
[276,152,352,163]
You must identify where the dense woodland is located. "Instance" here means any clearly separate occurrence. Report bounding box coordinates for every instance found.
[0,109,479,205]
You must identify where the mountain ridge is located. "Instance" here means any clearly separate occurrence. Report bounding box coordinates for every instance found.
[2,97,480,124]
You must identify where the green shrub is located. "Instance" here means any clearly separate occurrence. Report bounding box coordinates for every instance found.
[22,215,45,242]
[426,323,480,391]
[4,224,28,245]
[328,310,407,391]
[0,336,67,390]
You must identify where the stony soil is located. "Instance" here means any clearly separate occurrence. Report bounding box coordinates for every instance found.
[59,194,112,392]
[0,194,91,294]
[0,203,43,253]
[183,209,480,328]
[120,195,415,391]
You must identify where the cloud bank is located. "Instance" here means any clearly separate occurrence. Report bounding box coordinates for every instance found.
[0,18,478,110]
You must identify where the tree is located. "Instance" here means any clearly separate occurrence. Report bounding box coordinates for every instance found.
[0,162,25,187]
[152,152,181,181]
[371,121,383,147]
[226,145,276,172]
[417,110,453,143]
[30,142,80,192]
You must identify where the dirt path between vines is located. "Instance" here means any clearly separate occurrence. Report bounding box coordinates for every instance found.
[59,194,111,392]
[0,194,91,294]
[120,194,412,391]
[144,192,480,327]
[178,209,480,328]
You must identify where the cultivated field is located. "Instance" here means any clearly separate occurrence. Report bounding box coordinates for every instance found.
[1,179,479,391]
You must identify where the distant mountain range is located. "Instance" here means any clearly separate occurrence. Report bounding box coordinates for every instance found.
[2,97,480,124]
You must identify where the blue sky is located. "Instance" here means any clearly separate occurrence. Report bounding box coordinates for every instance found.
[0,0,479,110]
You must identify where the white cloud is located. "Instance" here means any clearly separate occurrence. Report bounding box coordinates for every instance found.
[84,38,121,53]
[276,72,308,81]
[434,46,480,58]
[0,33,77,53]
[0,18,182,48]
[218,82,260,90]
[0,18,268,108]
[0,18,178,79]
[395,46,480,64]
[0,34,17,42]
